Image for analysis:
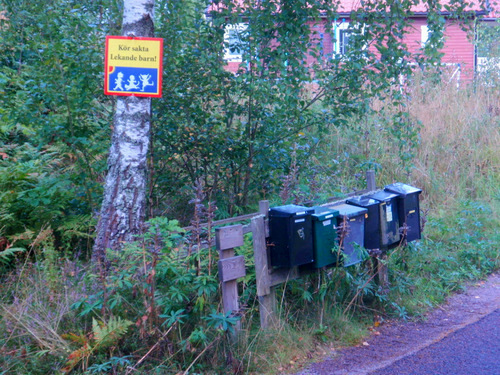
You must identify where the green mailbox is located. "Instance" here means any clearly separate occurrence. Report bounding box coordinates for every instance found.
[311,207,340,268]
[329,203,368,267]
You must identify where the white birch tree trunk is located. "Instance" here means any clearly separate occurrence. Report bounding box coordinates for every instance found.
[93,0,155,263]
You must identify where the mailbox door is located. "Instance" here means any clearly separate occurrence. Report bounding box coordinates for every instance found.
[312,213,338,268]
[289,214,314,267]
[401,194,421,242]
[269,214,290,268]
[384,183,422,243]
[364,204,381,249]
[269,205,314,268]
[368,191,401,248]
[329,204,368,267]
[342,214,366,267]
[379,199,400,247]
[346,197,381,249]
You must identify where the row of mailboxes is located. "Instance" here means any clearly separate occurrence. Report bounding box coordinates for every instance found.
[268,183,422,269]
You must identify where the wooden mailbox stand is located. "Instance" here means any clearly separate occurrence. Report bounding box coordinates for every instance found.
[215,170,389,331]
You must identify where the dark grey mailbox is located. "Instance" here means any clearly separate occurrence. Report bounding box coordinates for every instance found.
[329,203,368,267]
[366,190,401,248]
[346,195,382,250]
[268,205,314,268]
[311,207,340,268]
[384,183,422,243]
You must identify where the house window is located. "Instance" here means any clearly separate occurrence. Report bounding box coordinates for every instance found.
[421,25,443,48]
[339,29,352,55]
[224,23,248,62]
[421,25,431,47]
[334,21,353,56]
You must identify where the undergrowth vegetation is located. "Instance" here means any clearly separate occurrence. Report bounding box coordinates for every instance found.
[1,0,499,373]
[1,78,498,374]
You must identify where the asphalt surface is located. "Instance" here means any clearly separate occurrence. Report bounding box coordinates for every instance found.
[293,272,500,375]
[370,309,500,375]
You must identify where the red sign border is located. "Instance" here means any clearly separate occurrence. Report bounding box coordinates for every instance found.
[104,35,163,98]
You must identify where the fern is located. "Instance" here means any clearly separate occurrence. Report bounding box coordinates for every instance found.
[61,332,88,346]
[0,247,25,264]
[61,317,133,373]
[92,316,133,350]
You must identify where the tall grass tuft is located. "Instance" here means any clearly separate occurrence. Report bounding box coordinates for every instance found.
[409,78,500,208]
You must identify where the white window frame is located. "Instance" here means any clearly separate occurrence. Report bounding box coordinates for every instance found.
[223,23,248,62]
[421,24,444,48]
[334,21,352,56]
[333,21,367,57]
[421,25,431,47]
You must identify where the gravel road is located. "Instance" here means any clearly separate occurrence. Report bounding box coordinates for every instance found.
[293,272,500,375]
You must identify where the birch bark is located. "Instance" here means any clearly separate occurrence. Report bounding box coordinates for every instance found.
[93,0,155,262]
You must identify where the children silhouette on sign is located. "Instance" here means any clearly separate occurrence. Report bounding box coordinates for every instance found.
[124,75,140,90]
[111,71,156,92]
[113,72,124,91]
[139,74,154,91]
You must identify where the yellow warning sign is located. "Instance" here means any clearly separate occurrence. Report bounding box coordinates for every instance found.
[105,36,163,97]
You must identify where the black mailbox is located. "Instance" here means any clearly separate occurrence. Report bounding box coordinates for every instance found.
[366,191,401,248]
[384,183,422,243]
[311,207,340,268]
[268,205,314,268]
[346,195,383,250]
[329,203,368,267]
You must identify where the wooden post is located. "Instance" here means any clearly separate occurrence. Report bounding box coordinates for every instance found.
[259,200,269,216]
[374,253,389,292]
[366,170,376,191]
[251,215,276,329]
[259,200,270,237]
[215,225,245,337]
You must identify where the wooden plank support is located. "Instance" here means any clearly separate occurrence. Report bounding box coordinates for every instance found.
[218,256,246,283]
[215,224,245,337]
[251,214,276,329]
[269,267,299,287]
[216,224,244,251]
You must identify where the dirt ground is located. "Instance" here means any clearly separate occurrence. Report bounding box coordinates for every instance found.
[292,272,500,375]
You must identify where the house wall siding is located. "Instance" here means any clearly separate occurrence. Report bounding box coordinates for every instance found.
[441,22,475,80]
[224,17,476,81]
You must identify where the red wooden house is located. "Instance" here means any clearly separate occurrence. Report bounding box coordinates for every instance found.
[211,1,497,82]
